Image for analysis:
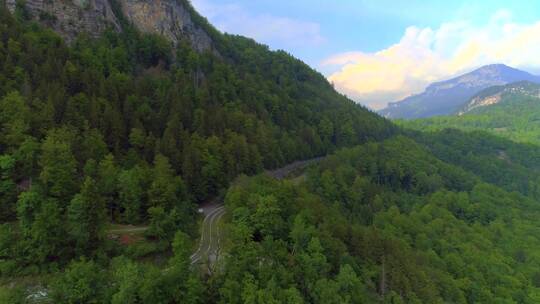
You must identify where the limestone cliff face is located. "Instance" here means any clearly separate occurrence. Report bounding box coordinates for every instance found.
[6,0,120,41]
[458,81,540,115]
[5,0,216,52]
[119,0,214,52]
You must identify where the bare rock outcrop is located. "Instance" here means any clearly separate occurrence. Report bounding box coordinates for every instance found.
[119,0,214,52]
[5,0,216,52]
[6,0,120,42]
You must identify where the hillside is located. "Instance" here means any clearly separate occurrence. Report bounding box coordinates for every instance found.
[459,81,540,114]
[401,81,540,145]
[220,135,540,303]
[0,0,394,208]
[379,64,540,119]
[0,0,394,296]
[3,1,540,304]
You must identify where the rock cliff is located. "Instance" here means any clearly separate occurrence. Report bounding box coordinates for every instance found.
[459,81,540,115]
[119,0,214,52]
[6,0,120,41]
[5,0,216,52]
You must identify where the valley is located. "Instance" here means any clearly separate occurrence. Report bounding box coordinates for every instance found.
[1,1,540,303]
[402,81,540,146]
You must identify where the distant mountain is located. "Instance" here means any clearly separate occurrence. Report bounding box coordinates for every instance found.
[400,80,540,145]
[459,81,540,115]
[379,64,540,119]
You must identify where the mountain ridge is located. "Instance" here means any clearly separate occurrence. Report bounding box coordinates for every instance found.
[0,0,395,204]
[379,64,540,119]
[400,79,540,146]
[459,81,540,115]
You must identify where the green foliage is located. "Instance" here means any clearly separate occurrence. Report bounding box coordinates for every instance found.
[0,1,393,242]
[109,257,142,304]
[410,129,540,199]
[5,2,540,303]
[29,197,65,264]
[0,154,17,221]
[218,137,540,303]
[170,230,191,269]
[39,132,78,203]
[0,1,392,282]
[117,167,144,224]
[51,258,107,303]
[16,187,66,265]
[97,154,119,220]
[137,34,172,67]
[400,92,540,146]
[16,188,43,234]
[146,206,174,242]
[149,154,185,210]
[0,91,29,150]
[0,285,25,304]
[67,177,107,254]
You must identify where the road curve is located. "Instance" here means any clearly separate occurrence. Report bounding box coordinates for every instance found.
[190,157,323,266]
[190,204,225,265]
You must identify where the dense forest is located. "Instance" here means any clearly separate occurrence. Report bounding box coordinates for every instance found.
[0,1,395,302]
[3,1,540,303]
[219,136,540,303]
[401,91,540,146]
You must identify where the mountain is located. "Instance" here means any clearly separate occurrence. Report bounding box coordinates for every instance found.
[401,80,540,145]
[0,0,394,285]
[379,64,540,119]
[0,0,394,202]
[459,81,540,115]
[5,2,540,303]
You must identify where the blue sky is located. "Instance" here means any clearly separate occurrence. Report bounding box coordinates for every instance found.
[191,0,540,109]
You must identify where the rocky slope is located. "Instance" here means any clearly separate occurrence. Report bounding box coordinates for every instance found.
[459,81,540,115]
[379,64,540,119]
[5,0,216,52]
[120,0,214,52]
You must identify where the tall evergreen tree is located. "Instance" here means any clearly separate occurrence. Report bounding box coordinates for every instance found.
[39,133,78,204]
[67,177,107,254]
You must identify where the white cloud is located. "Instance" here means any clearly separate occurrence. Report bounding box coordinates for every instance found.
[191,0,326,48]
[323,10,540,110]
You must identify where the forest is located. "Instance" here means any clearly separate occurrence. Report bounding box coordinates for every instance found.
[400,92,540,146]
[0,1,395,302]
[219,136,540,303]
[3,1,540,303]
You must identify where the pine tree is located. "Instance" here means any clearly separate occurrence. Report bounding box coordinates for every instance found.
[0,91,29,150]
[67,177,107,254]
[0,155,17,221]
[118,167,143,224]
[149,154,184,210]
[97,154,119,220]
[39,133,78,204]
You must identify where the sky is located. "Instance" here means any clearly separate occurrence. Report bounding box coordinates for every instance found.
[191,0,540,110]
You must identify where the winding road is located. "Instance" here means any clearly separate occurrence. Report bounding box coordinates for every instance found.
[190,203,226,265]
[189,157,322,266]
